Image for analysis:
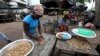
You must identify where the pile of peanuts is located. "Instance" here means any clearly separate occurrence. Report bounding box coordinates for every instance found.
[4,41,32,56]
[67,37,91,52]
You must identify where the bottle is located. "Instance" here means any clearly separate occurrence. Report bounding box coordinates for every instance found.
[78,21,82,27]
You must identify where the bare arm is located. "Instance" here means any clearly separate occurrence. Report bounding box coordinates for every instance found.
[23,22,44,44]
[38,20,42,35]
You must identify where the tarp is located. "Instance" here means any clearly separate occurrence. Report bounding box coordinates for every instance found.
[42,0,73,9]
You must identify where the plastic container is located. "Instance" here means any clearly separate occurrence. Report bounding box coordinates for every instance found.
[78,28,94,36]
[56,32,72,40]
[59,25,69,32]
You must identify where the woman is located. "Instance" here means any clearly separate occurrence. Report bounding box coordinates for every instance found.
[59,14,69,32]
[23,5,44,44]
[84,12,95,29]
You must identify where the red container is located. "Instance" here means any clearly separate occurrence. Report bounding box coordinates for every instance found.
[59,25,69,32]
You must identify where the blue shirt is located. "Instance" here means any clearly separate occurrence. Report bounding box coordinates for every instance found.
[59,20,69,26]
[23,15,39,34]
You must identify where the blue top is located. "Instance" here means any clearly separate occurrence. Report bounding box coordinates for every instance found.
[59,20,69,26]
[23,15,39,34]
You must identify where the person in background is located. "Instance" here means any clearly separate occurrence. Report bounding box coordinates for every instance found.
[70,13,77,24]
[67,10,72,23]
[15,13,21,22]
[58,14,69,32]
[23,4,44,45]
[83,11,95,29]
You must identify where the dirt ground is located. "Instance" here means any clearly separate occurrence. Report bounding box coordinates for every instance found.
[0,22,23,40]
[0,22,23,48]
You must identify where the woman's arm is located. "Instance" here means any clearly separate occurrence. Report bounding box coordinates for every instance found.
[38,20,42,35]
[23,22,43,43]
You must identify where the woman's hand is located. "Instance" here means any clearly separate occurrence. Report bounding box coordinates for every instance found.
[39,38,45,45]
[36,35,45,45]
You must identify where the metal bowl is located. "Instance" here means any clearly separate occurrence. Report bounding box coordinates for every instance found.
[0,39,34,56]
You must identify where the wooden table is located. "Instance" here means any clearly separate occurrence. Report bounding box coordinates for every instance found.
[55,35,99,56]
[28,33,56,56]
